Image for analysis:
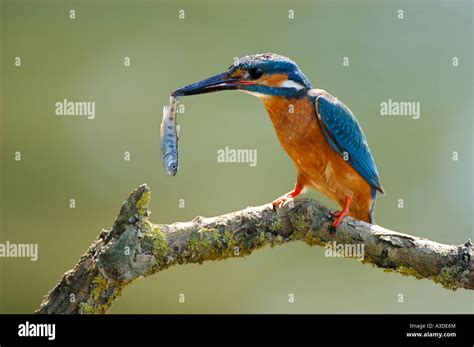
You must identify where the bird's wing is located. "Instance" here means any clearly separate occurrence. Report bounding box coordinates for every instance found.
[313,92,384,194]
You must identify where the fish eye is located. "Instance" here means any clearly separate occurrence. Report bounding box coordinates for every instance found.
[248,68,264,79]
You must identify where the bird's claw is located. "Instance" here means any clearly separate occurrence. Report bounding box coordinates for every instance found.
[272,195,293,209]
[329,210,346,230]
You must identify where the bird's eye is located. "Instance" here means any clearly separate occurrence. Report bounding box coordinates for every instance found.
[248,68,264,79]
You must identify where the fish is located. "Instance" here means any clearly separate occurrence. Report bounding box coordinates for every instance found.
[160,95,180,176]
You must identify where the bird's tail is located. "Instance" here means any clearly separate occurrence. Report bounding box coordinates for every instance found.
[368,186,378,224]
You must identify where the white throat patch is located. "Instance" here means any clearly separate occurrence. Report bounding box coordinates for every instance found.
[280,80,305,90]
[239,89,270,99]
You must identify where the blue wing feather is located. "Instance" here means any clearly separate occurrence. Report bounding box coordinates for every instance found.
[315,94,384,194]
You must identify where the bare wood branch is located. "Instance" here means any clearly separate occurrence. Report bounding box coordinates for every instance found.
[36,184,473,314]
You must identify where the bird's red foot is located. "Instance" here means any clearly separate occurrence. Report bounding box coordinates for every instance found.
[272,194,293,207]
[331,211,348,228]
[272,182,303,208]
[331,196,352,229]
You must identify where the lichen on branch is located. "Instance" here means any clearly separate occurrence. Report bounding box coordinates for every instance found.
[36,184,473,314]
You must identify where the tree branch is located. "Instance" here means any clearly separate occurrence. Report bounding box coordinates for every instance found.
[36,184,473,314]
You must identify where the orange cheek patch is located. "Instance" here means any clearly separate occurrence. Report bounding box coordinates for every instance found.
[230,68,245,79]
[259,74,288,87]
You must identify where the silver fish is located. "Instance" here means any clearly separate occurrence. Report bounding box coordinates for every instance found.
[160,96,180,176]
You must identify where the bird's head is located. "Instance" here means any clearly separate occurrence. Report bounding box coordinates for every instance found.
[173,53,312,99]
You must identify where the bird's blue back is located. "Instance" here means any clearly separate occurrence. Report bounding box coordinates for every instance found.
[314,94,384,194]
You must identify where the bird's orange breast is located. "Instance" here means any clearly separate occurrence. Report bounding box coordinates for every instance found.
[261,95,374,222]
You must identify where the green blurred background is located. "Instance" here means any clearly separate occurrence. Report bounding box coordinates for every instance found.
[1,0,472,313]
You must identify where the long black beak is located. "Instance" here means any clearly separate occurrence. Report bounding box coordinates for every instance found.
[172,72,244,97]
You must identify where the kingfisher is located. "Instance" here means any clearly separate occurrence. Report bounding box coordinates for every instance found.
[173,53,384,227]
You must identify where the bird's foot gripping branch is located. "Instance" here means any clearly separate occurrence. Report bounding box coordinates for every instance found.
[37,184,473,314]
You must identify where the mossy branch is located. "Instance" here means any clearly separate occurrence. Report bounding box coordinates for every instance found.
[36,184,473,314]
